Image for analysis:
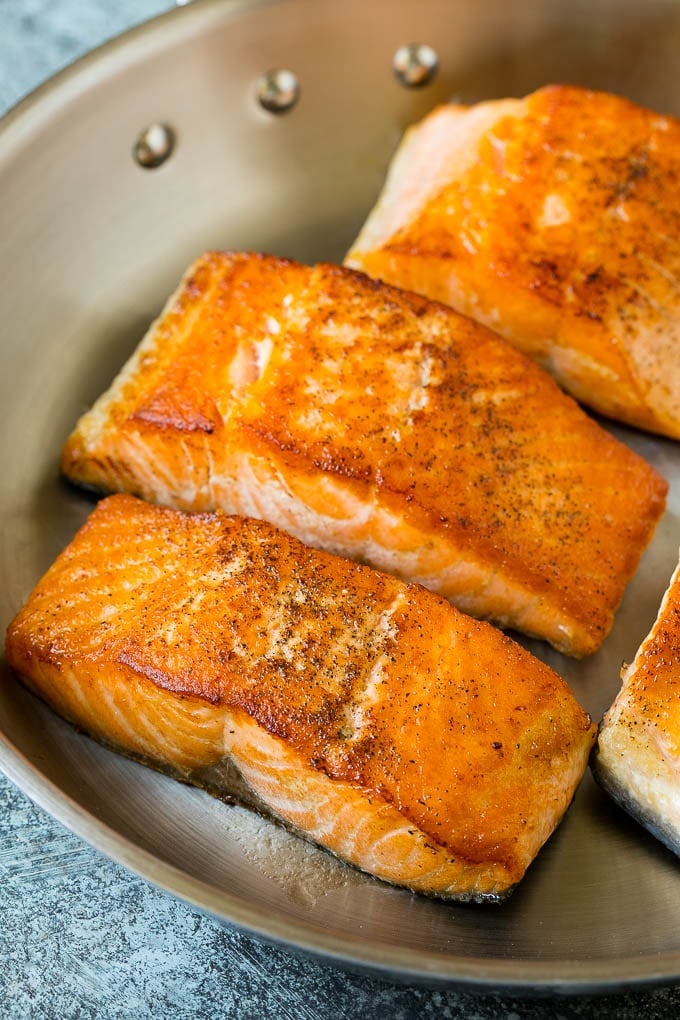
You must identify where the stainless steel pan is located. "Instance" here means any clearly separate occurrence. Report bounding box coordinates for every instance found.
[2,0,680,992]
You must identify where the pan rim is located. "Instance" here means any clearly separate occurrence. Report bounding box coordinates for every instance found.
[2,725,678,994]
[1,0,679,994]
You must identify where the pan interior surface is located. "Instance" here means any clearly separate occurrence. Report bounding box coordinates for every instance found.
[2,0,680,991]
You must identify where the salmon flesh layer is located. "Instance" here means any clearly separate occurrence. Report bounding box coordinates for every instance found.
[60,252,666,657]
[5,495,597,902]
[346,85,680,440]
[593,559,680,855]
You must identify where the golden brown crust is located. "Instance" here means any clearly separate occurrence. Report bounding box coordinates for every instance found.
[347,85,680,439]
[5,495,596,884]
[594,558,680,853]
[61,252,667,656]
[237,261,667,654]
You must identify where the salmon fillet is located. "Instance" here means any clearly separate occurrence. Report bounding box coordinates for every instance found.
[4,494,597,902]
[346,85,680,439]
[593,558,680,855]
[60,252,667,657]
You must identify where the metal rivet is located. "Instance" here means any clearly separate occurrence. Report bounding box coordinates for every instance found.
[133,123,175,169]
[256,69,300,114]
[393,43,439,88]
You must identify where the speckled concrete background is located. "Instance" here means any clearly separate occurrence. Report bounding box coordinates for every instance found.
[2,3,680,1017]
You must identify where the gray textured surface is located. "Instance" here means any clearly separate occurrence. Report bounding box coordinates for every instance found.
[2,2,680,1017]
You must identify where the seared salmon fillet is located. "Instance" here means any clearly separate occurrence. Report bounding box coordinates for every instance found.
[593,558,680,855]
[5,494,596,902]
[60,252,667,657]
[346,85,680,439]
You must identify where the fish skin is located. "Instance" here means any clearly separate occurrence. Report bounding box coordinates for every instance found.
[60,252,667,657]
[593,558,680,856]
[346,84,680,440]
[5,494,596,902]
